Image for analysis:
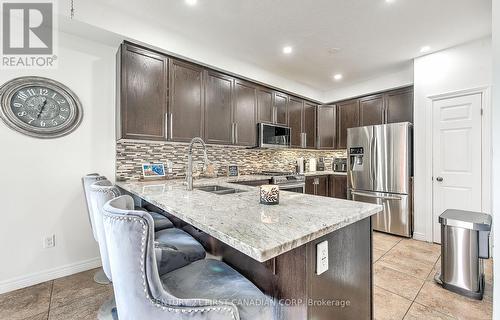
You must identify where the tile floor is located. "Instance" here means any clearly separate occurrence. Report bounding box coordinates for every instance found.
[0,231,493,320]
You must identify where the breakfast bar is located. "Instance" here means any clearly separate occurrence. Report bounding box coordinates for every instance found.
[117,176,382,320]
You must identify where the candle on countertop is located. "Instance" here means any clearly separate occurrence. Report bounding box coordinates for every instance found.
[260,184,279,205]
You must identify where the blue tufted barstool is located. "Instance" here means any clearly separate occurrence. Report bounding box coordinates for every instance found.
[103,195,275,320]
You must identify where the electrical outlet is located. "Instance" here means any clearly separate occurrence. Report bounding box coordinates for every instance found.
[43,234,55,248]
[316,240,328,275]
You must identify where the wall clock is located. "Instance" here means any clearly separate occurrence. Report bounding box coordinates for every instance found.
[0,76,83,139]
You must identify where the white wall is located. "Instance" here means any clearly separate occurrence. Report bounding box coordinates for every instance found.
[322,63,414,103]
[491,1,500,318]
[0,31,116,293]
[413,38,492,242]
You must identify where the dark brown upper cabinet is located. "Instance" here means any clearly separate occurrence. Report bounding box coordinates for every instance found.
[204,70,234,145]
[385,87,414,124]
[257,87,274,124]
[168,58,204,142]
[288,97,303,147]
[303,102,316,148]
[359,94,384,126]
[317,105,336,149]
[233,80,258,146]
[118,43,168,141]
[273,92,288,126]
[336,99,360,149]
[287,97,317,149]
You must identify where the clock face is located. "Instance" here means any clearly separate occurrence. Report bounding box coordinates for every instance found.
[0,77,83,138]
[10,86,72,129]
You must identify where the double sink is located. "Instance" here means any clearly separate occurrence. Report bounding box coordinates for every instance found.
[194,185,247,195]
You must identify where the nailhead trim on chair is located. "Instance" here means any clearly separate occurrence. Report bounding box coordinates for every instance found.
[103,214,238,320]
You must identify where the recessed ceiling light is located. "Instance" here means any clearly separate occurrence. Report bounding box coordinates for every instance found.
[420,46,431,53]
[185,0,197,6]
[283,46,293,54]
[385,0,395,3]
[334,74,343,81]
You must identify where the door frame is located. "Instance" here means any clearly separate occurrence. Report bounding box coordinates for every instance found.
[423,86,491,243]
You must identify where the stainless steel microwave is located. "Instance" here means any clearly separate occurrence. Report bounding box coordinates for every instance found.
[258,123,291,148]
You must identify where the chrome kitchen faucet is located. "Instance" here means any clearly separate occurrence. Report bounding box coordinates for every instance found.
[186,137,208,191]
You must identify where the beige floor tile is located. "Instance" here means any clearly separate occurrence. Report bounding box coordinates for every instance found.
[484,258,493,283]
[373,248,386,262]
[374,263,425,300]
[378,252,435,280]
[373,232,403,252]
[427,258,441,281]
[415,281,492,320]
[24,313,48,320]
[403,302,456,320]
[374,286,412,320]
[0,282,52,320]
[48,269,113,320]
[389,240,440,266]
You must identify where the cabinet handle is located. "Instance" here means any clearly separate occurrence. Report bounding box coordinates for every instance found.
[303,133,307,148]
[169,113,173,140]
[235,123,238,144]
[165,112,169,140]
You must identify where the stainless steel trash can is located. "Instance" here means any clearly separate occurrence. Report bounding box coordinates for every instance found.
[435,209,492,300]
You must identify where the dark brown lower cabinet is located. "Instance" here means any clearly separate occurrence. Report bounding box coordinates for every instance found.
[329,175,348,199]
[305,176,329,196]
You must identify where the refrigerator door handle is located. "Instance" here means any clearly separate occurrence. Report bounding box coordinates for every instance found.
[371,135,376,184]
[351,191,402,201]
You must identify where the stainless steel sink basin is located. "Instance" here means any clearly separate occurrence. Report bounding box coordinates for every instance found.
[194,185,247,195]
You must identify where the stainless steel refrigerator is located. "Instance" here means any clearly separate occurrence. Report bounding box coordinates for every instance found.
[347,122,413,237]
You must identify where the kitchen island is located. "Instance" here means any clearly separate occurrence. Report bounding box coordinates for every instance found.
[117,176,382,320]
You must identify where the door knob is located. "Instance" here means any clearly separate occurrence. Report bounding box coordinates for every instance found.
[436,177,444,182]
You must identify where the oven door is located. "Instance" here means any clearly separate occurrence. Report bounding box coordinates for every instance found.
[280,183,305,193]
[258,123,291,148]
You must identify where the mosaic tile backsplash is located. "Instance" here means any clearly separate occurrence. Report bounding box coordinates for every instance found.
[116,140,347,181]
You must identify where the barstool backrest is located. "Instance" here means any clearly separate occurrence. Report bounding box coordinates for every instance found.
[81,174,106,241]
[89,180,121,281]
[103,195,238,320]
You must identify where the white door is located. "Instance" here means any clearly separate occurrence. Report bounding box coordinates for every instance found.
[432,93,482,243]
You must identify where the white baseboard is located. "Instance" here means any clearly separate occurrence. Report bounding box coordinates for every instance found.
[0,257,102,294]
[412,232,429,242]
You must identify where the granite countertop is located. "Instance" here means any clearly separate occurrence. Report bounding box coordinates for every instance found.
[303,170,347,176]
[116,175,381,262]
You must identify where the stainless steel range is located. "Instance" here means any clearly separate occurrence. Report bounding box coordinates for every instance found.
[260,171,305,193]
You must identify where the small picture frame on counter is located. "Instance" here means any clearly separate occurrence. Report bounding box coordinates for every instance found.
[227,165,239,177]
[141,163,166,179]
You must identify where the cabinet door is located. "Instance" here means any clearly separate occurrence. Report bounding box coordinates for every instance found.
[204,70,234,145]
[385,87,414,123]
[316,175,329,197]
[257,88,273,124]
[359,94,384,126]
[234,80,257,146]
[317,105,336,149]
[305,177,315,195]
[303,102,316,148]
[274,92,288,126]
[120,44,167,140]
[288,97,303,147]
[329,175,348,199]
[336,99,360,149]
[168,59,204,142]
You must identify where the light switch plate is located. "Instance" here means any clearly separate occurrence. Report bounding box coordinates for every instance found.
[316,240,328,275]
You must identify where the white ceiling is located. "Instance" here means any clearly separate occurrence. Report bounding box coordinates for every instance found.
[94,0,491,93]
